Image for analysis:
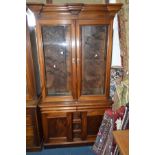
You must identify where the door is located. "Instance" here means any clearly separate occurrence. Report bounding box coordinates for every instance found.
[26,21,36,101]
[42,111,73,144]
[76,20,113,101]
[36,20,77,102]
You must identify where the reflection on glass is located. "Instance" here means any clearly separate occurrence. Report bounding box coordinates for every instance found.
[29,28,41,96]
[81,25,108,95]
[42,25,71,96]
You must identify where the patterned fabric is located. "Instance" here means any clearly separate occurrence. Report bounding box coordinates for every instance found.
[92,106,126,155]
[113,104,129,155]
[112,77,129,111]
[110,68,124,99]
[92,113,114,155]
[121,104,129,130]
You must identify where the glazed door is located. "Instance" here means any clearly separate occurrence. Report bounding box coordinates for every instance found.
[76,20,113,101]
[36,20,76,102]
[26,21,36,101]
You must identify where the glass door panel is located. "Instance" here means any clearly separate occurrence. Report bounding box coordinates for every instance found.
[80,25,108,95]
[41,25,72,96]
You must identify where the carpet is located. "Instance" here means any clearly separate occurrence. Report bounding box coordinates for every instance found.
[27,146,95,155]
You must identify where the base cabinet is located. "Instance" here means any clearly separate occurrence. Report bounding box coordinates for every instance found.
[40,103,110,147]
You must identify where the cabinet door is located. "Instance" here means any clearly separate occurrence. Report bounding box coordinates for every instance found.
[76,20,113,101]
[42,112,73,145]
[36,20,76,102]
[26,21,36,100]
[80,110,105,142]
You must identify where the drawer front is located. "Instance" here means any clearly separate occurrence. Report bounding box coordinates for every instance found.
[72,112,82,140]
[26,115,33,126]
[26,108,35,147]
[27,126,34,137]
[26,125,34,146]
[26,108,34,127]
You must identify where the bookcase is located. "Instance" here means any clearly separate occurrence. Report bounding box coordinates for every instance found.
[27,3,122,147]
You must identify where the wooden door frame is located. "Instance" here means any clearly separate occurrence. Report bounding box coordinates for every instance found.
[76,19,113,101]
[26,19,37,101]
[36,19,77,102]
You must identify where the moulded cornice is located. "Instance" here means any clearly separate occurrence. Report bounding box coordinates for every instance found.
[27,3,123,16]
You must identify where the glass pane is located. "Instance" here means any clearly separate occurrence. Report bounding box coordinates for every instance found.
[42,25,71,96]
[29,28,41,97]
[81,25,108,95]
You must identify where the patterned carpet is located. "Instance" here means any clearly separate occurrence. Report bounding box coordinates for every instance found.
[26,146,95,155]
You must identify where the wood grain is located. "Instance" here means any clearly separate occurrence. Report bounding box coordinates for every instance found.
[27,3,122,147]
[113,130,129,155]
[26,105,43,151]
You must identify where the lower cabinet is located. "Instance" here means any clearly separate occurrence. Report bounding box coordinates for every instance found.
[26,106,43,151]
[40,104,108,147]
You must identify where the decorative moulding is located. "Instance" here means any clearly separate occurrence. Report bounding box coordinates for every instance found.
[65,3,84,15]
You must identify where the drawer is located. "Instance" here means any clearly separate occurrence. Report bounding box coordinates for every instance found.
[26,125,34,137]
[26,126,34,146]
[26,115,33,126]
[26,135,34,146]
[26,105,43,150]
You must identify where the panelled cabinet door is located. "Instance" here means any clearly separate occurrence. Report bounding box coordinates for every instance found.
[84,110,105,141]
[42,112,73,144]
[76,20,113,101]
[36,20,77,102]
